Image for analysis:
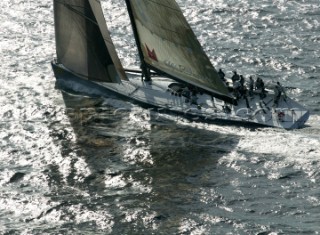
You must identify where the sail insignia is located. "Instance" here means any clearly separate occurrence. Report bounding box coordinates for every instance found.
[145,44,158,62]
[54,0,127,83]
[125,0,233,102]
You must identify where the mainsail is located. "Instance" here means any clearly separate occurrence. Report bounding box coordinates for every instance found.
[54,0,127,82]
[125,0,233,102]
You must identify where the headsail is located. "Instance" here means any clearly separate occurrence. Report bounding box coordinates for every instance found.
[125,0,233,102]
[54,0,127,82]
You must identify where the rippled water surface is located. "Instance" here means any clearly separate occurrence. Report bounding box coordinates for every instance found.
[1,0,320,234]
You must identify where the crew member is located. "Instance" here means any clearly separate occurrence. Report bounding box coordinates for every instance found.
[218,68,226,82]
[231,71,240,83]
[273,82,286,106]
[249,76,254,97]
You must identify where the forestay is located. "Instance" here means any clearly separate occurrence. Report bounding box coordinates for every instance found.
[54,0,127,82]
[126,0,233,102]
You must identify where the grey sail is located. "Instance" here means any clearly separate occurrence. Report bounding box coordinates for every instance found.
[54,0,127,82]
[125,0,232,101]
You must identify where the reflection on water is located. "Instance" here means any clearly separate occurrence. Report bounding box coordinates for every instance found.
[34,91,240,234]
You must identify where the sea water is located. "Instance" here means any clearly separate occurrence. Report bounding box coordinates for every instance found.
[1,0,320,234]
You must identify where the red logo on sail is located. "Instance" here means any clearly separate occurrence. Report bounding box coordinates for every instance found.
[145,44,158,61]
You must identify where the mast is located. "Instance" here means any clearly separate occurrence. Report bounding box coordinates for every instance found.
[124,0,151,81]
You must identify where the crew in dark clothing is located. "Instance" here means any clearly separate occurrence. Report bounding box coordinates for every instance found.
[255,77,262,90]
[273,82,286,106]
[242,85,250,108]
[255,77,266,99]
[239,75,246,97]
[249,76,254,97]
[231,71,240,83]
[240,75,245,87]
[218,68,226,82]
[144,67,151,82]
[140,64,151,82]
[260,78,266,99]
